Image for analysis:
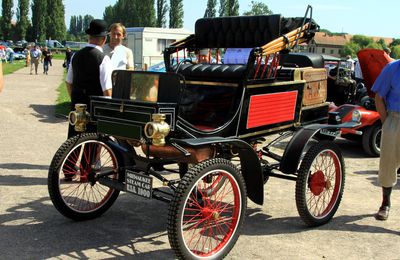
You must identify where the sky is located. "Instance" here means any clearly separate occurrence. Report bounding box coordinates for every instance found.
[6,0,400,39]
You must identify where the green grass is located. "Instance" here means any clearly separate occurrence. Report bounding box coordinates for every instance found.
[2,60,26,75]
[52,53,66,60]
[55,72,71,117]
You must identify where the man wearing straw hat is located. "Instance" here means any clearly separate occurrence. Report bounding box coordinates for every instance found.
[65,19,113,138]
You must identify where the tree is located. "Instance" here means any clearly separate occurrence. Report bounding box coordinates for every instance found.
[76,15,83,34]
[204,0,217,18]
[342,42,360,57]
[156,0,169,27]
[31,0,47,42]
[351,35,373,48]
[218,0,226,16]
[1,0,13,39]
[102,0,156,27]
[169,0,184,28]
[103,6,114,26]
[135,0,156,27]
[341,35,387,57]
[16,0,30,40]
[83,15,94,31]
[390,38,400,47]
[226,0,239,16]
[69,15,77,35]
[46,0,66,40]
[243,1,272,16]
[391,45,400,59]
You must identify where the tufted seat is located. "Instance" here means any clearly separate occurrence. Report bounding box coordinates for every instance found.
[195,15,282,48]
[173,15,315,81]
[176,63,248,80]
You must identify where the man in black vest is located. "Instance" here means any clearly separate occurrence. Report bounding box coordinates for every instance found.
[65,19,113,138]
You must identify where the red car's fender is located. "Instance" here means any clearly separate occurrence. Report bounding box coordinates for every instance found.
[330,104,381,135]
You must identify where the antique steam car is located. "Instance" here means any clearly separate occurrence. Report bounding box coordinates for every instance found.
[48,7,359,259]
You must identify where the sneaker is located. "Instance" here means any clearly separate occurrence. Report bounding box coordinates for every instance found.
[375,206,390,220]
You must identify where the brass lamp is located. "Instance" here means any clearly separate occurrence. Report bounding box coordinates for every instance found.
[144,114,170,146]
[68,104,90,132]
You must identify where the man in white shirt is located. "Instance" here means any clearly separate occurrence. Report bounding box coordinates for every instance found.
[103,23,134,70]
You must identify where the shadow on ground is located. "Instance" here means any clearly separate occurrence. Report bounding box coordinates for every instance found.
[29,104,66,123]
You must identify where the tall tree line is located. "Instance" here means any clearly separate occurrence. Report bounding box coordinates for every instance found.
[1,0,13,39]
[69,15,94,36]
[103,0,156,27]
[102,0,183,28]
[16,0,29,40]
[156,0,169,28]
[0,0,66,42]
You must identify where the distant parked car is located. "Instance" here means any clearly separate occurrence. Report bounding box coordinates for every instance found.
[148,57,197,72]
[13,51,26,60]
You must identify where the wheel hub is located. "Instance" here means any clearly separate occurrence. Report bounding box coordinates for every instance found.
[202,207,219,220]
[309,170,326,196]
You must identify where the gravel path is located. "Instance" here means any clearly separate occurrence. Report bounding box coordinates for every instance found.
[0,61,398,259]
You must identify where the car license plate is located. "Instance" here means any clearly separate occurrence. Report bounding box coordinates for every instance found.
[320,128,340,137]
[125,170,152,199]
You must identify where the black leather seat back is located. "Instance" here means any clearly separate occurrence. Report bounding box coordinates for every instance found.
[195,15,282,48]
[280,53,324,68]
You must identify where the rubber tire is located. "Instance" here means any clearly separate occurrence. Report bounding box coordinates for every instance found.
[167,158,247,260]
[48,133,121,221]
[362,124,381,157]
[295,140,345,227]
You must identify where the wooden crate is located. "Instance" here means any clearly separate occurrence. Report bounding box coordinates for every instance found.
[299,67,327,106]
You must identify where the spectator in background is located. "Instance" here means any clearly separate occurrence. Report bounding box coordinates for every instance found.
[64,47,73,71]
[30,45,41,75]
[0,48,7,63]
[103,23,134,70]
[41,47,52,75]
[197,48,210,63]
[6,47,14,63]
[354,59,363,84]
[346,55,355,71]
[24,46,31,67]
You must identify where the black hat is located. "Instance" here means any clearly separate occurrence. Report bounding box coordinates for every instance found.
[85,19,108,37]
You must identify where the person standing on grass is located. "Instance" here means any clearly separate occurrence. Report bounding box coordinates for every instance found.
[65,19,113,138]
[64,47,73,71]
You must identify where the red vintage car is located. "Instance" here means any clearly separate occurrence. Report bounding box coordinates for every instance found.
[329,49,393,156]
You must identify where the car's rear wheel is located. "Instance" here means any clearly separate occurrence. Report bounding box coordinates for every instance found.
[362,124,381,157]
[296,141,345,227]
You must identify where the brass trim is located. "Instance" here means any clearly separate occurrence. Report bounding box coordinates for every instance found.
[301,102,330,110]
[239,124,294,139]
[182,80,239,87]
[246,80,305,88]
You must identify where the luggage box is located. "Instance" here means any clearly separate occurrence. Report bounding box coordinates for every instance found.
[299,67,327,106]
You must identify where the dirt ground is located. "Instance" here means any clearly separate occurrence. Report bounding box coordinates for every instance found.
[0,61,399,259]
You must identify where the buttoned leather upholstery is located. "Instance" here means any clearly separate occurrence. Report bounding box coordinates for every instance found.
[194,15,282,48]
[176,64,247,80]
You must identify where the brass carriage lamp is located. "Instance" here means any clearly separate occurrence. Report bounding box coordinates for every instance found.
[68,104,90,132]
[144,113,170,146]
